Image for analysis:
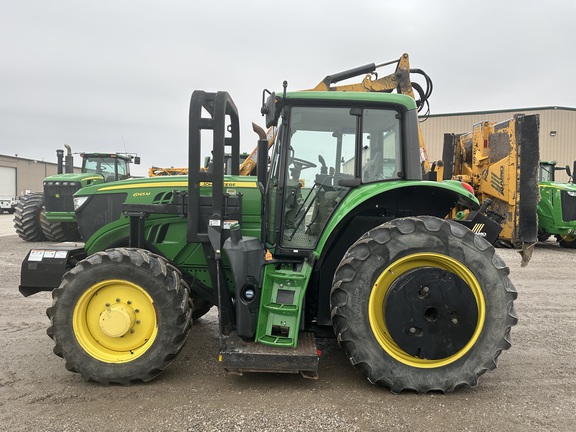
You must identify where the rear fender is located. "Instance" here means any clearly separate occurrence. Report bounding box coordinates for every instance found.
[316,180,478,255]
[310,182,480,326]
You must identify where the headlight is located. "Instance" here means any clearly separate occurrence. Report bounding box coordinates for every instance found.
[73,196,90,210]
[567,191,576,197]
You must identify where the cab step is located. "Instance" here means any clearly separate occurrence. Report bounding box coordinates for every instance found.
[219,331,319,378]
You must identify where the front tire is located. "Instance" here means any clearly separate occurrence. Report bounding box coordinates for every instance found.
[46,248,192,384]
[331,216,517,393]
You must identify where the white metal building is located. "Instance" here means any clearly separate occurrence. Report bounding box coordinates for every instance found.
[419,106,576,182]
[0,154,80,198]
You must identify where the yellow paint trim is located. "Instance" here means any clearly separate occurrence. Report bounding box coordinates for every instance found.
[200,181,258,188]
[98,181,188,191]
[368,252,485,369]
[83,176,105,182]
[540,184,576,191]
[98,180,258,191]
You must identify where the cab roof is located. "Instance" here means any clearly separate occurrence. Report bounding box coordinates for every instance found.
[281,91,417,110]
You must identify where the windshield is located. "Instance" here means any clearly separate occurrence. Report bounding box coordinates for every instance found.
[274,104,402,250]
[83,156,129,180]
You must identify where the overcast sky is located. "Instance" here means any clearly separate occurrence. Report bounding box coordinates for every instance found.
[1,0,574,175]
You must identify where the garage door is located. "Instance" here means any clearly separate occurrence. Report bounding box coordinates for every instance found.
[0,166,16,196]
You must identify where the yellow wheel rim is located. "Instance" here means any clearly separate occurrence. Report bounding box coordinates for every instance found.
[369,253,485,368]
[73,279,158,363]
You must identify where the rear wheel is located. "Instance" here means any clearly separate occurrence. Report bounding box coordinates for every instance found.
[558,233,576,249]
[331,216,517,393]
[46,248,192,384]
[190,296,213,320]
[13,193,46,241]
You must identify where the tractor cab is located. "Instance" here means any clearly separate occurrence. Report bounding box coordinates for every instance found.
[81,153,138,182]
[263,91,422,255]
[538,160,573,183]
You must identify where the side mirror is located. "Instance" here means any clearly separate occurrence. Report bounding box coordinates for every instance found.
[134,156,141,165]
[261,90,277,128]
[338,178,361,188]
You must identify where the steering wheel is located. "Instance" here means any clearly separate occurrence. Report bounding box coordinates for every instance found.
[292,157,317,170]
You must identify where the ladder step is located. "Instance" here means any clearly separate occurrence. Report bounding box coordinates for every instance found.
[268,272,306,281]
[255,261,312,348]
[263,303,298,312]
[220,332,319,377]
[258,335,294,346]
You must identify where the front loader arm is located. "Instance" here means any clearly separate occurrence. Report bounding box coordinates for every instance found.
[309,53,415,97]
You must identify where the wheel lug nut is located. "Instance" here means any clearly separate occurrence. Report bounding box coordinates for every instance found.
[127,300,132,304]
[136,320,141,324]
[116,298,121,302]
[105,303,110,307]
[130,329,135,334]
[451,317,459,325]
[409,327,417,334]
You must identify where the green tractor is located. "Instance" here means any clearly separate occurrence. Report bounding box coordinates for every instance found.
[537,160,576,248]
[13,146,139,242]
[20,84,517,393]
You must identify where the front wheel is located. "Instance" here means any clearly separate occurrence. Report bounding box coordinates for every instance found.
[331,216,517,393]
[47,248,192,384]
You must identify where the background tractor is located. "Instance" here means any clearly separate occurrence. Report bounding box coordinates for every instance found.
[537,160,576,248]
[20,57,517,393]
[13,145,139,242]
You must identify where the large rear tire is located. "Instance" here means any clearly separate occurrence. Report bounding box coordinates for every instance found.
[13,193,46,242]
[40,211,81,242]
[558,233,576,249]
[46,248,192,384]
[190,296,213,320]
[331,216,517,393]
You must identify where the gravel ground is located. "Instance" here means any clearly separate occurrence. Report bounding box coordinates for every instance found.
[0,213,575,431]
